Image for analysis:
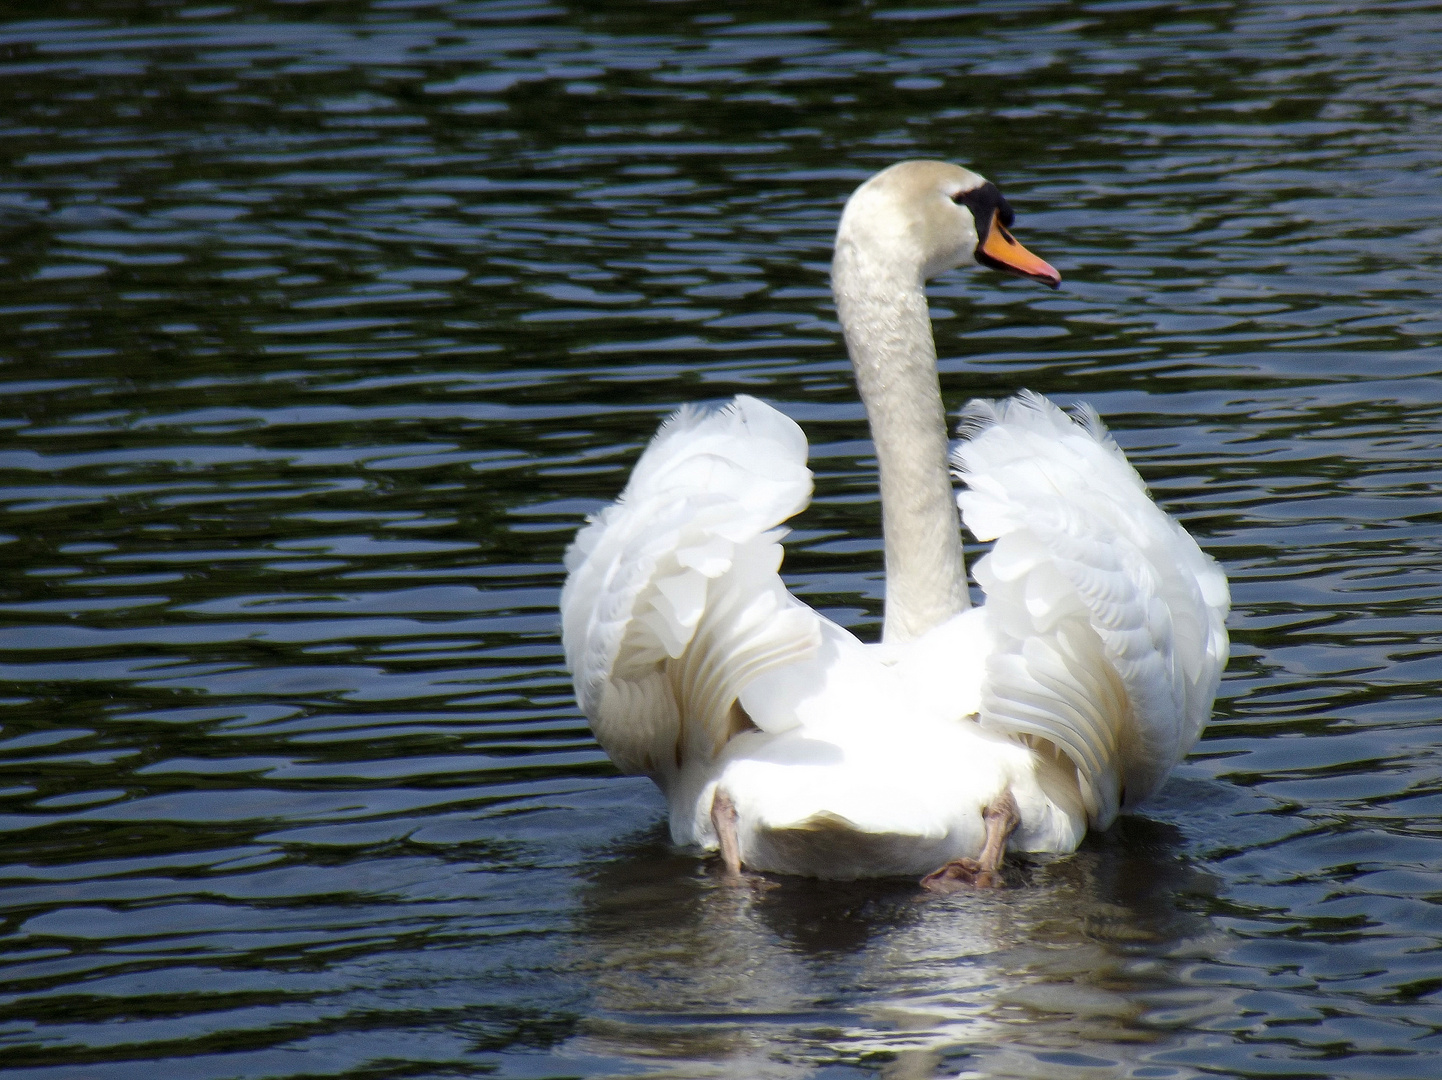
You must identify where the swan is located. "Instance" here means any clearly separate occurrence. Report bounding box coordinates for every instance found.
[561,160,1229,887]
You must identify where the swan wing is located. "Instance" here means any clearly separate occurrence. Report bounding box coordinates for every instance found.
[954,392,1230,829]
[561,395,823,780]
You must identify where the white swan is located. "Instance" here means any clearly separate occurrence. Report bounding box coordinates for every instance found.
[561,161,1229,887]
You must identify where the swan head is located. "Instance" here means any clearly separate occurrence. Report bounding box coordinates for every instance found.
[835,160,1061,288]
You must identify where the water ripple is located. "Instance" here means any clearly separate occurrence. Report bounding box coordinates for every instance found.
[3,0,1442,1077]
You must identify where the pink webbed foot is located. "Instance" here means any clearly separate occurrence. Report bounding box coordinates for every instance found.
[921,857,1002,892]
[920,789,1020,894]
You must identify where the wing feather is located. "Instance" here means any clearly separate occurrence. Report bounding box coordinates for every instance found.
[561,396,822,780]
[954,391,1229,828]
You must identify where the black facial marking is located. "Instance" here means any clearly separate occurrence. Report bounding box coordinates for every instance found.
[951,181,1016,244]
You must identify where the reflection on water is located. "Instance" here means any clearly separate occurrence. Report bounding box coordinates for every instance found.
[572,816,1227,1079]
[2,0,1442,1077]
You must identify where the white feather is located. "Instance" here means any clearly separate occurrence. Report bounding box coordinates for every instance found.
[560,395,821,778]
[955,392,1230,827]
[559,160,1230,881]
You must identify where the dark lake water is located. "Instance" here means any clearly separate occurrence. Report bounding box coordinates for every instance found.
[2,1,1442,1077]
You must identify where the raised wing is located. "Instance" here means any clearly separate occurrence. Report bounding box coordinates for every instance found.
[561,395,822,783]
[953,392,1230,829]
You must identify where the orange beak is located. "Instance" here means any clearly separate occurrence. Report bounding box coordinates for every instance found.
[978,211,1061,288]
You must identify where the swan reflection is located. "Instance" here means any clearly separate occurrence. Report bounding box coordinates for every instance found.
[562,813,1232,1078]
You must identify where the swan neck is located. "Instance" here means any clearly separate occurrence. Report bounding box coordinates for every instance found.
[832,244,969,643]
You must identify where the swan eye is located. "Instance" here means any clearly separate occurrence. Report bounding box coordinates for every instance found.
[951,181,1014,240]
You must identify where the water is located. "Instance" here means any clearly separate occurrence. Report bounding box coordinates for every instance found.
[1,1,1440,1076]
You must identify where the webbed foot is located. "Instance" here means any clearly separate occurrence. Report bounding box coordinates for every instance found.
[920,788,1020,894]
[921,856,1001,892]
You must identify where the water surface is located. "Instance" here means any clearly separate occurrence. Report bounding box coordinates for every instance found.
[2,1,1442,1077]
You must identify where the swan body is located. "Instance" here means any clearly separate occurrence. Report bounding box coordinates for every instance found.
[561,161,1229,882]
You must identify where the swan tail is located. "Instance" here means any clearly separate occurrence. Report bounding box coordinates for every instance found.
[954,391,1230,829]
[561,396,822,779]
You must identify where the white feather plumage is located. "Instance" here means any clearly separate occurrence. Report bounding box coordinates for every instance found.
[559,161,1229,880]
[955,391,1228,829]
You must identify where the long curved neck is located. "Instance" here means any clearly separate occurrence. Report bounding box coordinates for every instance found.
[832,241,969,644]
